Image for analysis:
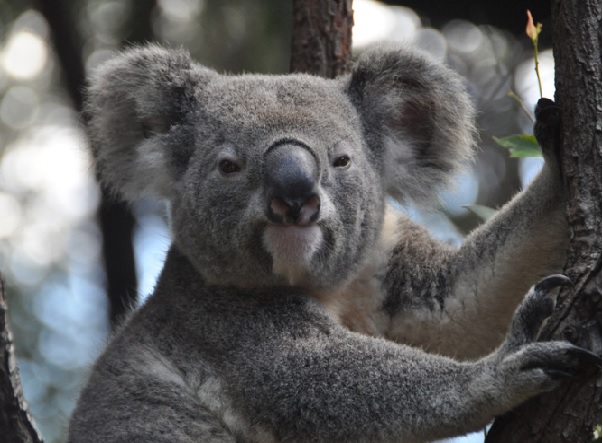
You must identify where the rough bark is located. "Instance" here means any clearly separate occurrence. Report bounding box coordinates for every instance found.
[0,275,43,443]
[290,0,354,77]
[487,1,602,441]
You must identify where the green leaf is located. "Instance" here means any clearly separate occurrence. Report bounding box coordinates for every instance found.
[493,134,542,157]
[464,204,497,222]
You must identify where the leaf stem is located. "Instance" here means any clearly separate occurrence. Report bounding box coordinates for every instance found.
[532,40,543,98]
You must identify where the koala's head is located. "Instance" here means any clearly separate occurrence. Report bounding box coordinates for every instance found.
[86,44,475,289]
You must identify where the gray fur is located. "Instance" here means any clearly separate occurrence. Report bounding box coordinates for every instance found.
[69,45,593,442]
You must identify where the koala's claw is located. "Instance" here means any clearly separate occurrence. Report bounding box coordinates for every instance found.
[534,274,572,292]
[504,274,574,350]
[564,345,602,369]
[543,368,578,380]
[507,341,600,389]
[545,343,602,370]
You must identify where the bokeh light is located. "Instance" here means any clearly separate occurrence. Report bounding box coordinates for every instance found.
[353,0,420,46]
[2,31,49,80]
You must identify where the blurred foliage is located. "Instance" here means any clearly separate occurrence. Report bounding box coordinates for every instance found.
[0,1,550,442]
[594,424,602,443]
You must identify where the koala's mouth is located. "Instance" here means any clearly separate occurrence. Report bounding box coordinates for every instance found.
[263,225,322,284]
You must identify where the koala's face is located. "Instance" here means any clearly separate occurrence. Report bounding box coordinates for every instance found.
[87,45,475,290]
[169,76,383,287]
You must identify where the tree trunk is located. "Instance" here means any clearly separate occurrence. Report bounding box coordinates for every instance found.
[0,275,43,443]
[290,0,354,78]
[34,0,159,328]
[487,1,602,441]
[97,0,157,327]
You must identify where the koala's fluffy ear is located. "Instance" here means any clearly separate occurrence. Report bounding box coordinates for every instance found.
[346,44,477,205]
[85,45,215,201]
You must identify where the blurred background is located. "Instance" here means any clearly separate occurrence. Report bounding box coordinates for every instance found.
[0,1,553,441]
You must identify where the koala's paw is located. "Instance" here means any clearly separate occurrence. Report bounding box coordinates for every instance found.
[494,275,601,401]
[505,274,570,348]
[497,340,600,404]
[533,98,562,164]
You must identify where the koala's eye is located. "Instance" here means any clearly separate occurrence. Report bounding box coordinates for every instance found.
[332,155,351,169]
[218,159,241,175]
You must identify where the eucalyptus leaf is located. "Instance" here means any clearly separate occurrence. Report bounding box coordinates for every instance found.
[493,134,542,157]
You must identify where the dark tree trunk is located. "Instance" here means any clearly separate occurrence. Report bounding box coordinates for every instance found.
[97,199,137,326]
[97,0,157,327]
[290,0,354,78]
[487,1,602,441]
[32,0,85,112]
[33,0,162,328]
[0,275,43,443]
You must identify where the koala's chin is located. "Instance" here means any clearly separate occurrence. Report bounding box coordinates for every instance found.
[263,225,322,285]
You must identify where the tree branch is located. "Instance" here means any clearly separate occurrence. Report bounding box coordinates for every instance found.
[0,274,43,443]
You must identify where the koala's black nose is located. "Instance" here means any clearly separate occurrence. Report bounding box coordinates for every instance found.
[264,143,320,226]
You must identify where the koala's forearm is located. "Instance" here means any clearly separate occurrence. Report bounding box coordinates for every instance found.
[232,331,500,443]
[68,335,500,443]
[383,166,568,359]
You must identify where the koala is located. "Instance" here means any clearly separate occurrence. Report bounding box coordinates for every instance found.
[68,44,600,443]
